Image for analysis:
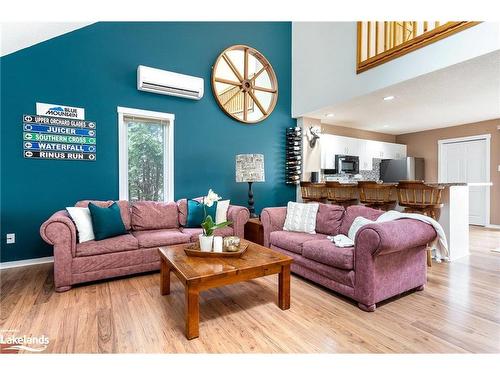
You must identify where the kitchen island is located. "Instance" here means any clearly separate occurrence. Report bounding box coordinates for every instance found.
[411,182,469,261]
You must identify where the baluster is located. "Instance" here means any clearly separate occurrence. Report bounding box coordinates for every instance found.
[367,21,371,58]
[384,21,388,51]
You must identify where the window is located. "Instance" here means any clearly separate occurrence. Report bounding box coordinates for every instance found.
[118,107,174,202]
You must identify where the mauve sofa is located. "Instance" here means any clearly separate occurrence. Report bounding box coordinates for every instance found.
[261,204,437,311]
[40,199,250,292]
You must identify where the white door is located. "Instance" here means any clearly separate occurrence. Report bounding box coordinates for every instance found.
[440,138,489,225]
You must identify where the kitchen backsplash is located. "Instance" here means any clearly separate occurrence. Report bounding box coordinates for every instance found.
[323,158,382,181]
[359,158,382,180]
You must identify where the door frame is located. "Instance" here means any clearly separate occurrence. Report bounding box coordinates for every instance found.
[438,133,491,226]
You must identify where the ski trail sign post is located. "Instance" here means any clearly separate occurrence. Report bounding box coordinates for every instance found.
[23,103,96,161]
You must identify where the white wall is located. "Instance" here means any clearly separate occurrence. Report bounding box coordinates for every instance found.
[292,22,500,118]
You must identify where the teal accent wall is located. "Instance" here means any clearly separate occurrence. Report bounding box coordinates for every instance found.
[0,22,294,262]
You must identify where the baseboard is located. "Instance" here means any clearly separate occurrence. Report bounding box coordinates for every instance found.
[0,256,54,270]
[485,224,500,230]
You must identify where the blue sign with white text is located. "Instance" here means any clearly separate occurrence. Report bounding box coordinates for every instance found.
[23,123,96,137]
[24,142,96,153]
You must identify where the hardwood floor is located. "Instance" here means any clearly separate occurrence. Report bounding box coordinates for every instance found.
[1,226,499,353]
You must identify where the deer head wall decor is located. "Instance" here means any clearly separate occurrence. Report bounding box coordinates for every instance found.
[308,126,321,148]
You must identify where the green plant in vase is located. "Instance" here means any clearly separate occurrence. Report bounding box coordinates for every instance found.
[199,189,232,251]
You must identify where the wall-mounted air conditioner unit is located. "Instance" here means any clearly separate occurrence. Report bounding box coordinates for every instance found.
[137,65,204,100]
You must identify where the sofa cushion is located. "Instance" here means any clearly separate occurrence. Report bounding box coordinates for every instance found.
[76,200,131,231]
[181,226,234,242]
[177,197,204,227]
[88,202,128,241]
[269,231,327,254]
[315,203,345,235]
[131,201,179,230]
[302,239,354,270]
[339,205,384,236]
[76,233,139,257]
[185,199,217,228]
[131,229,190,248]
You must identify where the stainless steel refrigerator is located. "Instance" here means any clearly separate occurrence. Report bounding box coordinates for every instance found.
[379,157,425,183]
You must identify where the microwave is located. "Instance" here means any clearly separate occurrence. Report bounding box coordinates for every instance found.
[335,155,359,174]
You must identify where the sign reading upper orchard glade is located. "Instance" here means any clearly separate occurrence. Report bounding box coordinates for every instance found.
[23,103,96,161]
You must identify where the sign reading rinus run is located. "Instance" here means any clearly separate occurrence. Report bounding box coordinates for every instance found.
[24,150,96,161]
[23,108,96,161]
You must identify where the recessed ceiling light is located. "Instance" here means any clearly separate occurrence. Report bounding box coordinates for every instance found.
[383,95,395,101]
[383,125,390,128]
[325,113,335,118]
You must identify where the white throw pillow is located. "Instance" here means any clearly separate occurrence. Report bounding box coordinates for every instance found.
[348,216,375,241]
[66,207,95,243]
[283,202,319,234]
[216,200,230,224]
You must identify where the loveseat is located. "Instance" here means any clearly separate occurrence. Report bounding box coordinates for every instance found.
[261,204,437,311]
[40,199,250,292]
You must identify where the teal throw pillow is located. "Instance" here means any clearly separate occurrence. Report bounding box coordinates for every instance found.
[186,199,217,228]
[88,202,127,240]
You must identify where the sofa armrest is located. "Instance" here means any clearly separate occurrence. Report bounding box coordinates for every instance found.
[353,219,437,308]
[355,219,437,257]
[227,205,250,238]
[40,210,77,257]
[260,207,287,248]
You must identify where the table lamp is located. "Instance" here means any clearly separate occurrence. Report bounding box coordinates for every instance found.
[235,154,265,218]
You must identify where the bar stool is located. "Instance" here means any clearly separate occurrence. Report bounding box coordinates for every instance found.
[325,181,358,208]
[358,181,397,211]
[300,182,326,203]
[397,180,444,267]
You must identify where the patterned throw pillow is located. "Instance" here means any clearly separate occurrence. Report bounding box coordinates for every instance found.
[283,202,320,234]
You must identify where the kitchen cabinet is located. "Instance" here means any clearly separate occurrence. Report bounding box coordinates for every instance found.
[365,140,406,160]
[320,135,407,171]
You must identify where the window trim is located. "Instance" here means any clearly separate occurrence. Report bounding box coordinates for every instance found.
[117,106,175,202]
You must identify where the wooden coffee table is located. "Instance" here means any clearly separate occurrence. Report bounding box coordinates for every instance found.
[158,240,293,339]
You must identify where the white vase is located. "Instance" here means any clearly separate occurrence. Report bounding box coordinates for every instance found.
[199,234,214,252]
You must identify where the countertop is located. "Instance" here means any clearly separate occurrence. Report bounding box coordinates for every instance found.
[301,181,492,187]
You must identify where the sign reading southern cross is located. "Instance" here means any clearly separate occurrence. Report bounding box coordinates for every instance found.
[23,106,96,161]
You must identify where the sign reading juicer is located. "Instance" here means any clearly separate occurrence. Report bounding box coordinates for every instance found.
[23,103,96,161]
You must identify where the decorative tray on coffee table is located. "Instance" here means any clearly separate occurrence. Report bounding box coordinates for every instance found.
[184,242,249,258]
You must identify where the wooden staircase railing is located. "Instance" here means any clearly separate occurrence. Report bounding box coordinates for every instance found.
[357,21,480,73]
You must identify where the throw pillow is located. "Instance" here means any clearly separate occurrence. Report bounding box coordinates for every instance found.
[88,202,127,241]
[215,199,230,224]
[283,201,319,234]
[185,199,217,228]
[348,216,375,240]
[66,207,95,243]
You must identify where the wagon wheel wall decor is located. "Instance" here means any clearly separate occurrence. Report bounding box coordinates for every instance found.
[212,45,278,124]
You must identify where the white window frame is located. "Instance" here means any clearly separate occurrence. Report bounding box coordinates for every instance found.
[117,106,175,202]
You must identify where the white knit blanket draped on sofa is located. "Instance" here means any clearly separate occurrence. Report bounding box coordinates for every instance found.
[330,211,449,262]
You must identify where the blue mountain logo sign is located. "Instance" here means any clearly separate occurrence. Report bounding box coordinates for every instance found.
[36,102,85,120]
[48,106,65,112]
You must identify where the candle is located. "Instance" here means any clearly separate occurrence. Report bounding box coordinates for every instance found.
[213,236,223,252]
